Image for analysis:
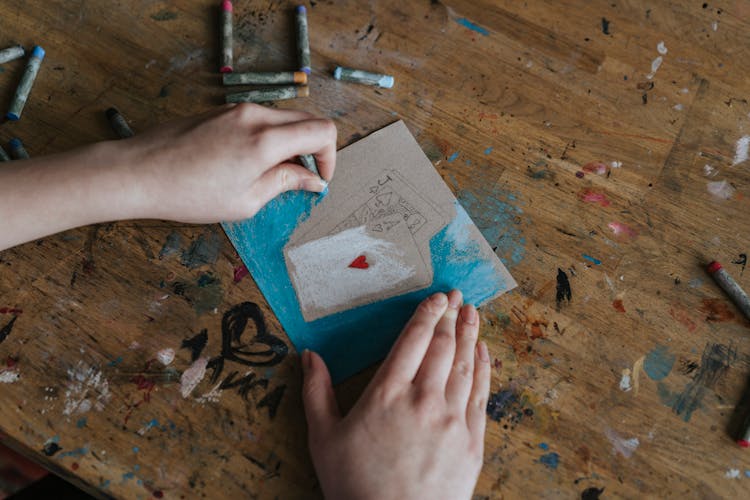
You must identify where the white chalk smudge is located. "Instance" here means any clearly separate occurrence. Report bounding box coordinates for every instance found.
[196,381,224,404]
[673,103,684,111]
[610,161,622,169]
[180,357,208,398]
[63,362,111,415]
[619,368,632,392]
[725,468,740,479]
[0,370,20,383]
[703,164,718,177]
[605,428,640,458]
[712,21,719,32]
[657,41,668,55]
[732,135,750,166]
[156,348,175,366]
[707,180,735,200]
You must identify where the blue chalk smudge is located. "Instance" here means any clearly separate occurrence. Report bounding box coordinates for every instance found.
[644,345,675,381]
[455,17,490,36]
[223,192,508,383]
[582,254,602,265]
[539,452,560,469]
[107,356,123,367]
[58,447,88,459]
[745,470,750,478]
[447,151,460,162]
[484,146,493,155]
[539,442,549,450]
[75,418,87,429]
[465,159,472,166]
[457,189,526,267]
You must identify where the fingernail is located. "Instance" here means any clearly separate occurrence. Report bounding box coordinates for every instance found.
[478,341,490,363]
[430,293,447,306]
[448,290,462,309]
[462,305,478,325]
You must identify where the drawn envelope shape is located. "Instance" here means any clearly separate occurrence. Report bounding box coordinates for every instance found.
[285,219,429,322]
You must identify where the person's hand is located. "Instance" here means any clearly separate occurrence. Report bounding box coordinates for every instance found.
[119,103,336,223]
[302,290,490,500]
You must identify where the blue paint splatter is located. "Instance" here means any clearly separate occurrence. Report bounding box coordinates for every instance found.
[454,17,490,36]
[75,418,87,429]
[539,452,560,469]
[223,195,509,383]
[465,159,472,166]
[644,345,675,381]
[58,447,88,459]
[539,442,549,450]
[107,356,124,367]
[144,418,160,431]
[447,151,460,162]
[122,472,135,481]
[484,146,493,155]
[456,189,526,267]
[582,254,602,265]
[134,465,140,472]
[100,480,110,489]
[745,470,750,478]
[133,446,139,454]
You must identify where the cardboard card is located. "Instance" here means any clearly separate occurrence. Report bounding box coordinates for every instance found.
[284,214,430,322]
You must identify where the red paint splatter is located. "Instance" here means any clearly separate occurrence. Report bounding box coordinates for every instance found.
[612,299,626,312]
[478,112,499,121]
[0,308,22,314]
[233,265,249,283]
[669,307,698,332]
[349,255,369,269]
[71,462,79,471]
[582,161,610,176]
[608,222,638,239]
[578,189,611,207]
[700,298,735,322]
[530,320,549,340]
[153,491,164,498]
[6,356,18,368]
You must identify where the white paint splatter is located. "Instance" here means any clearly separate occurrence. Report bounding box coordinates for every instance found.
[712,21,719,31]
[156,348,175,366]
[610,161,622,169]
[703,164,718,177]
[196,381,224,404]
[646,56,663,79]
[707,180,735,200]
[673,103,684,111]
[732,135,750,166]
[657,41,668,55]
[619,369,632,392]
[681,87,690,94]
[0,370,20,383]
[605,428,640,458]
[180,357,208,398]
[725,468,740,479]
[63,362,111,415]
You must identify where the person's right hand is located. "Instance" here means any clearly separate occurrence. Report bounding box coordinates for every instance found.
[302,290,490,500]
[119,103,337,223]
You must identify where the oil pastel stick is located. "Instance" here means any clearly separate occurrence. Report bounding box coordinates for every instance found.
[296,5,311,74]
[220,0,233,73]
[299,154,319,176]
[706,261,750,321]
[223,71,308,86]
[0,45,24,65]
[333,66,394,88]
[0,145,10,162]
[225,85,309,103]
[737,396,750,448]
[105,107,135,139]
[9,138,29,160]
[6,46,45,121]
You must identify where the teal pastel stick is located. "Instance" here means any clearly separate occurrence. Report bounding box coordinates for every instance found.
[9,138,30,160]
[0,45,24,65]
[333,66,394,88]
[6,46,45,121]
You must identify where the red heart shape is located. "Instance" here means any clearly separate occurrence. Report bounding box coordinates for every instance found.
[348,255,369,269]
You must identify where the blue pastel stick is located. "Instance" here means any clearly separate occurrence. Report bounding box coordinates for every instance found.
[6,46,45,121]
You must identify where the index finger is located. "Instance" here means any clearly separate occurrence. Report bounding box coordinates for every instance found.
[258,118,338,181]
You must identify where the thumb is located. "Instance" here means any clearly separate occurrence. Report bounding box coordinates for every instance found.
[249,162,327,211]
[302,350,341,438]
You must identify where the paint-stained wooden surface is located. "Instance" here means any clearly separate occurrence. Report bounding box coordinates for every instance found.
[1,0,750,498]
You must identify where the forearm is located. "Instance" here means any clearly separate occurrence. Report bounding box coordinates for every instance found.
[0,141,150,251]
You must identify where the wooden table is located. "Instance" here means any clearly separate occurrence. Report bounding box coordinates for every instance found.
[2,0,750,498]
